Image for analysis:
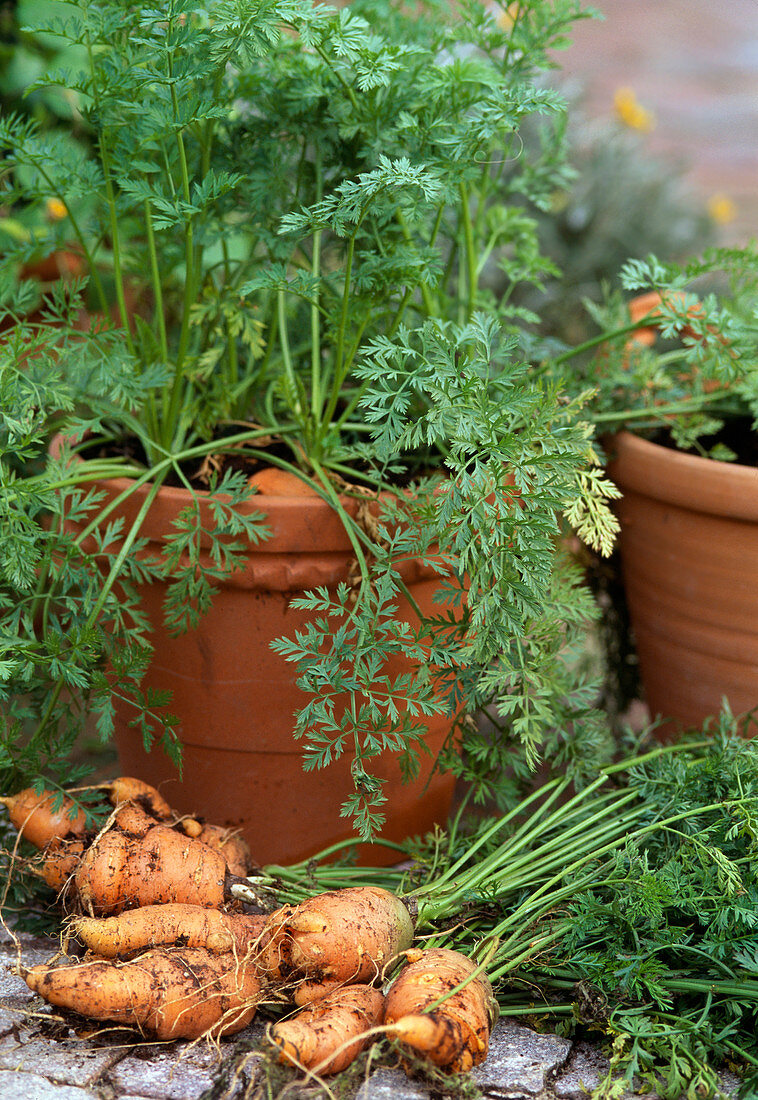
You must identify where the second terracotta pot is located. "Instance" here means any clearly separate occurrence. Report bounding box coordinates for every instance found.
[608,430,758,736]
[82,464,457,865]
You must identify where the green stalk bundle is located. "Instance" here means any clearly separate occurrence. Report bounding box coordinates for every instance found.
[239,729,758,1097]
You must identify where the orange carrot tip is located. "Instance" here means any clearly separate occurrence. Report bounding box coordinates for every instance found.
[270,985,385,1075]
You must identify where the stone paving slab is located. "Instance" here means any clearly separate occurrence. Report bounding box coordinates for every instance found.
[553,1041,610,1099]
[0,1034,125,1088]
[0,933,745,1100]
[0,1070,101,1100]
[107,1044,229,1100]
[473,1021,572,1097]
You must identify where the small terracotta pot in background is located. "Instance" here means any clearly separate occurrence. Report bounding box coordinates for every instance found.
[608,430,758,736]
[53,444,457,865]
[607,295,756,736]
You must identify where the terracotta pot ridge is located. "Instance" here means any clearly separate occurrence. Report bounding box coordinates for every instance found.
[609,431,758,524]
[49,434,440,590]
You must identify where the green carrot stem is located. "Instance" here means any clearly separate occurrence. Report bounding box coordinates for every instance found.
[458,180,477,321]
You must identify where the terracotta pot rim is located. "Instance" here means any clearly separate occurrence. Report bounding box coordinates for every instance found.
[608,429,758,522]
[48,432,442,584]
[48,430,380,547]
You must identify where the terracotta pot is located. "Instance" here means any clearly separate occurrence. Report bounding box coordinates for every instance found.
[3,249,140,335]
[608,429,758,737]
[57,446,457,864]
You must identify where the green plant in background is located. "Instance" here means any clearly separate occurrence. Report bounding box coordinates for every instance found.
[1,0,626,838]
[0,1,90,255]
[563,247,758,453]
[0,1,82,126]
[507,101,716,346]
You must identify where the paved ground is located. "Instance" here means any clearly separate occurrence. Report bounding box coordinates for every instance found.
[0,930,741,1100]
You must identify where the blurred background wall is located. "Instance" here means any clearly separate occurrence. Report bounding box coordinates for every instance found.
[556,0,758,246]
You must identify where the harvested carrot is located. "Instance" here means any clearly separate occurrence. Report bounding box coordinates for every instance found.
[75,818,228,915]
[24,946,261,1040]
[192,823,252,877]
[109,800,158,837]
[106,777,175,821]
[258,887,414,1006]
[106,781,250,874]
[270,984,385,1075]
[72,905,267,958]
[38,838,87,893]
[0,788,87,850]
[384,947,498,1073]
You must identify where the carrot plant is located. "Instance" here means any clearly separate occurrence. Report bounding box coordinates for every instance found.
[245,724,758,1095]
[1,0,630,843]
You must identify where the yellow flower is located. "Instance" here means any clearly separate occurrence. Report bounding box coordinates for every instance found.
[707,193,737,225]
[613,86,655,132]
[45,197,69,221]
[497,3,521,30]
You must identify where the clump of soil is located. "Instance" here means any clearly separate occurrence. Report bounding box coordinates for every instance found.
[652,416,758,467]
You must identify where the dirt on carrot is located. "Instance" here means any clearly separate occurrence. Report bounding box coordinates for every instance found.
[384,947,498,1073]
[257,887,415,1005]
[105,777,175,821]
[71,904,267,958]
[270,984,385,1075]
[74,815,229,915]
[23,946,261,1040]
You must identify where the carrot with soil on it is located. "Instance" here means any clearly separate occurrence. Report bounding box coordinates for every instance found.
[108,794,251,875]
[191,823,252,877]
[74,814,229,915]
[37,838,88,893]
[23,946,261,1040]
[270,984,385,1075]
[105,777,175,821]
[257,886,415,1006]
[105,782,252,874]
[71,904,267,958]
[384,947,498,1073]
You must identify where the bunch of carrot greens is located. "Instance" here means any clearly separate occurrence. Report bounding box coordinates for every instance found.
[245,720,758,1097]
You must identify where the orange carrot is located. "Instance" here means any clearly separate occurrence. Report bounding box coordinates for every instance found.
[192,823,252,877]
[270,984,385,1075]
[75,817,228,915]
[0,788,87,850]
[258,887,414,1006]
[37,838,87,893]
[106,777,175,821]
[24,946,261,1040]
[384,948,497,1073]
[106,781,251,874]
[72,905,266,958]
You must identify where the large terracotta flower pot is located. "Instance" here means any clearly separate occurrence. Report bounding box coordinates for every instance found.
[608,429,758,736]
[64,454,457,865]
